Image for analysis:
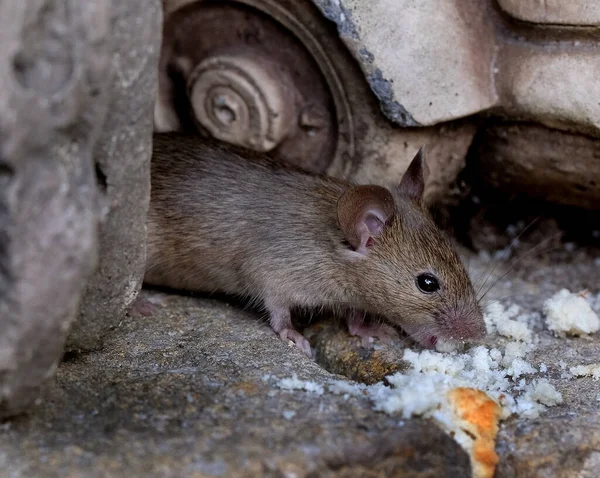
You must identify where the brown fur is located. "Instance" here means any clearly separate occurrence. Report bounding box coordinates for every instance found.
[146,133,485,352]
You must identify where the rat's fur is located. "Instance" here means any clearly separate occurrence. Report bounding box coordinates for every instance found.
[146,133,485,355]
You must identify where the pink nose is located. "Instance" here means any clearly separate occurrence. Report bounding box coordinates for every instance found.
[447,313,486,341]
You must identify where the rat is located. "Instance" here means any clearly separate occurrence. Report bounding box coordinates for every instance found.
[144,133,486,356]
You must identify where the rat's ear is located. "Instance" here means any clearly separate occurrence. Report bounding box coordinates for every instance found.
[337,185,395,255]
[396,146,429,201]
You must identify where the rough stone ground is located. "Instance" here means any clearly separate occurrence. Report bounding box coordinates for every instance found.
[1,220,598,477]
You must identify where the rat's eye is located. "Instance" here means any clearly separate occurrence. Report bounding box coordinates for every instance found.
[416,273,440,294]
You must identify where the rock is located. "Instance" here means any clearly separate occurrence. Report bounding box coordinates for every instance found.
[342,121,477,207]
[497,45,600,136]
[67,0,162,351]
[0,293,471,477]
[474,123,600,210]
[312,0,498,126]
[312,0,600,138]
[0,1,111,418]
[497,0,600,25]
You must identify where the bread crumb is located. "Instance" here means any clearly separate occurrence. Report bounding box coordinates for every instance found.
[570,364,600,380]
[543,289,600,337]
[277,374,324,395]
[328,380,368,398]
[282,410,296,420]
[446,388,500,478]
[530,379,563,406]
[506,358,536,379]
[484,303,533,343]
[514,379,563,418]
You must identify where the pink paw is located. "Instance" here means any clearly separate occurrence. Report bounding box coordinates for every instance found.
[279,328,313,358]
[347,320,399,348]
[128,297,159,317]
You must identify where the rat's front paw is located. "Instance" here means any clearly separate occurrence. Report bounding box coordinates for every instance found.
[347,315,399,348]
[279,328,313,358]
[128,296,160,317]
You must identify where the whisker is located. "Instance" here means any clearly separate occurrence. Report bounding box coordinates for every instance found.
[478,235,563,304]
[474,216,541,297]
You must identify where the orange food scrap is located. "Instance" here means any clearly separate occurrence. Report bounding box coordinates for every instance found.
[447,387,501,478]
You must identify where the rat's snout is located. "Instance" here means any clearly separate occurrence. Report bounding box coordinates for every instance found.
[443,309,487,342]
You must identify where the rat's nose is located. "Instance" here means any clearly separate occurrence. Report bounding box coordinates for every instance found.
[447,310,487,341]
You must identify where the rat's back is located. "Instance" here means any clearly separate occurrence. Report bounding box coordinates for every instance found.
[145,134,347,301]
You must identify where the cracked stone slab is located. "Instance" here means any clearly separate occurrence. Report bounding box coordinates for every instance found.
[312,0,498,126]
[68,0,162,352]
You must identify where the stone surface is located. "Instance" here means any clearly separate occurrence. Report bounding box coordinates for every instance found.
[497,0,600,25]
[313,0,498,126]
[0,1,111,417]
[2,214,599,476]
[312,0,600,139]
[473,123,600,210]
[497,44,600,136]
[67,0,162,351]
[1,293,471,477]
[340,121,477,207]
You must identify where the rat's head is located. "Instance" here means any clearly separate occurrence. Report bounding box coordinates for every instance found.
[337,147,486,348]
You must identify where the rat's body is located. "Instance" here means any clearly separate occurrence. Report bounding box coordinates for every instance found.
[145,133,486,355]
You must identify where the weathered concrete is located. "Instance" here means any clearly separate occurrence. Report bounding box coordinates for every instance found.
[0,0,111,418]
[1,293,471,477]
[313,0,498,126]
[497,45,600,136]
[68,0,162,351]
[312,0,600,137]
[474,123,600,210]
[497,0,600,25]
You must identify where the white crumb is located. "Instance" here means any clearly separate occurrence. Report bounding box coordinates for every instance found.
[502,342,527,366]
[328,380,368,398]
[539,363,547,373]
[515,379,563,419]
[277,374,324,395]
[543,289,600,337]
[435,338,459,353]
[558,360,567,369]
[282,410,296,420]
[531,379,563,406]
[484,302,533,343]
[506,358,536,379]
[486,303,533,343]
[570,364,600,380]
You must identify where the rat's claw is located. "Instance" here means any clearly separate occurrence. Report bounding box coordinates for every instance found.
[279,328,313,358]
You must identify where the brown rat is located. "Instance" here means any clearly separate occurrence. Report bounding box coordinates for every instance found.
[145,133,486,356]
